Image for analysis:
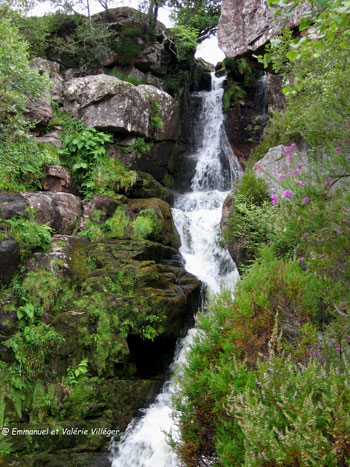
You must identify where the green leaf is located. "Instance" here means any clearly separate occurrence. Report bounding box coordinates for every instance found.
[286,50,300,61]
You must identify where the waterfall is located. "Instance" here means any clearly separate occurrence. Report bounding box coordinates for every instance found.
[110,73,240,466]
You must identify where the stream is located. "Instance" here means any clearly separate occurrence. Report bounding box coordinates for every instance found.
[110,73,241,466]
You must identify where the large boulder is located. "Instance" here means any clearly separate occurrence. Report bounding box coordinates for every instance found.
[253,144,310,196]
[0,191,81,235]
[218,0,307,59]
[63,74,179,141]
[31,58,65,103]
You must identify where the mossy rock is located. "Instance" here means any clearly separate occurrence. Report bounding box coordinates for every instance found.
[127,171,172,203]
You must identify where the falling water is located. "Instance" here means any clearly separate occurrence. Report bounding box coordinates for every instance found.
[110,73,240,466]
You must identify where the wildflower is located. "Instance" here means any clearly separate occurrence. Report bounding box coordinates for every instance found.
[336,347,341,352]
[283,190,292,198]
[290,143,296,149]
[284,146,291,153]
[288,155,293,161]
[293,169,301,175]
[298,162,304,168]
[300,257,304,263]
[335,147,341,152]
[296,180,306,186]
[254,162,259,169]
[279,174,286,180]
[310,252,316,259]
[320,254,324,258]
[303,197,310,203]
[271,194,278,205]
[304,232,308,237]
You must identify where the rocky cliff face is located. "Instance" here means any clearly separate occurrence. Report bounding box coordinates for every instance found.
[218,0,305,59]
[0,10,207,465]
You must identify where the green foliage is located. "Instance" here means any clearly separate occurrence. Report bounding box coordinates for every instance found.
[60,116,137,198]
[79,207,130,242]
[0,12,59,192]
[132,208,162,241]
[222,79,246,112]
[3,210,52,259]
[108,69,141,86]
[147,95,164,133]
[123,137,153,158]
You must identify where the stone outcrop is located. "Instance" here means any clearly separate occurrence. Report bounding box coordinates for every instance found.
[0,191,82,235]
[63,74,179,141]
[218,0,307,59]
[0,240,19,284]
[41,165,77,194]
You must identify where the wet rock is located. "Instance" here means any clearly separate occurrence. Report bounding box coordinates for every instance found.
[41,165,77,194]
[127,171,172,202]
[0,240,20,284]
[82,195,121,224]
[128,198,180,248]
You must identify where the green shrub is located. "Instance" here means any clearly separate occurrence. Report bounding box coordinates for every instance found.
[4,211,52,259]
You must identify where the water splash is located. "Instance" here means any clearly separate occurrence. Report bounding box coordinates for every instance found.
[110,73,241,466]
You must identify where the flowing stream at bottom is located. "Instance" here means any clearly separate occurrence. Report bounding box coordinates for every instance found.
[110,74,240,467]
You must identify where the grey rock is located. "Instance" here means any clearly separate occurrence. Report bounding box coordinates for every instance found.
[21,192,82,235]
[31,58,65,102]
[63,74,179,141]
[0,192,28,219]
[36,129,62,149]
[218,0,308,58]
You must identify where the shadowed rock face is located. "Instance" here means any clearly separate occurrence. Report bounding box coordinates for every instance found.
[218,0,305,59]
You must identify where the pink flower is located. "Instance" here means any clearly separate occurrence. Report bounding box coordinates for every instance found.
[336,347,341,352]
[298,162,304,168]
[335,147,341,152]
[284,146,291,153]
[271,194,278,205]
[290,143,296,149]
[254,162,259,169]
[293,169,301,175]
[288,155,293,161]
[279,174,286,180]
[296,180,306,186]
[300,257,304,263]
[303,197,310,203]
[284,190,293,198]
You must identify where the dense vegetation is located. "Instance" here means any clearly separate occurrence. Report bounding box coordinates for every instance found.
[172,0,350,465]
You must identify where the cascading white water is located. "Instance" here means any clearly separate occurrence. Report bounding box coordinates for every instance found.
[110,73,240,466]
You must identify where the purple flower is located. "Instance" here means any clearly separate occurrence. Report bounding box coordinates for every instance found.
[254,162,259,169]
[310,252,316,259]
[288,155,293,161]
[300,257,304,263]
[293,169,301,175]
[284,146,291,154]
[296,180,306,186]
[320,254,324,258]
[335,147,341,152]
[336,347,341,352]
[271,194,278,205]
[284,190,293,198]
[303,197,310,203]
[279,174,286,180]
[290,143,296,149]
[298,162,304,168]
[304,232,308,238]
